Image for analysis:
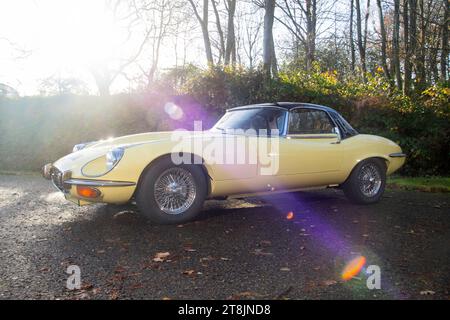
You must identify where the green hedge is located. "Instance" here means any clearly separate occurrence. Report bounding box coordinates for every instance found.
[0,67,449,175]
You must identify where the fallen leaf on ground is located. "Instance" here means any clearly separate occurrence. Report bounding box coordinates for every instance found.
[252,248,273,256]
[183,269,195,276]
[323,280,337,286]
[153,252,170,262]
[420,290,435,295]
[109,289,119,300]
[81,283,93,290]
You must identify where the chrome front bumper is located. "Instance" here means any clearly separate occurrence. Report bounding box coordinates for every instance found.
[42,163,53,180]
[42,164,71,192]
[42,163,135,192]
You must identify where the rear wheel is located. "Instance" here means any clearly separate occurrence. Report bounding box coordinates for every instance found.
[343,158,386,204]
[136,157,207,224]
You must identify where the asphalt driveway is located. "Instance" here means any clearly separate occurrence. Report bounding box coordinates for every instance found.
[0,174,448,299]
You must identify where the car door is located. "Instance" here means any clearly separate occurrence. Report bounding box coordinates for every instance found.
[275,107,343,188]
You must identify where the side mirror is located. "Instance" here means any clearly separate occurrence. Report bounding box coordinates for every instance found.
[333,127,341,144]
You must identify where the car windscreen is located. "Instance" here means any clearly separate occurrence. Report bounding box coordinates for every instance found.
[213,108,286,135]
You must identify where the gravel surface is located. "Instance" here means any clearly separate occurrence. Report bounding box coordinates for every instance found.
[0,174,449,300]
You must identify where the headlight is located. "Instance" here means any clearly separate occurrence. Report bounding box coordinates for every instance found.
[73,141,95,153]
[106,147,124,170]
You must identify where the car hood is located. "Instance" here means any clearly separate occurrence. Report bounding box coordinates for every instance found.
[54,130,221,172]
[87,131,175,149]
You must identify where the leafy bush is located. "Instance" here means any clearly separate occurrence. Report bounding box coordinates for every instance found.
[0,66,448,176]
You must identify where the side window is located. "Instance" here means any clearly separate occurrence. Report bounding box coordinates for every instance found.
[288,109,334,134]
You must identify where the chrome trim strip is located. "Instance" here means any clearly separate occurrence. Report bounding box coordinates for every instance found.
[286,134,338,139]
[64,179,136,187]
[389,152,406,158]
[227,105,288,112]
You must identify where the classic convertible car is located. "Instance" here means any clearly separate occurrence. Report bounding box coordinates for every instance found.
[43,102,406,224]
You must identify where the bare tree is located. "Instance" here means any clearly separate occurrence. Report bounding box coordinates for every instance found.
[410,0,418,89]
[393,0,402,88]
[276,0,334,71]
[441,0,449,81]
[211,0,226,62]
[39,75,89,96]
[376,0,391,79]
[87,0,162,95]
[403,0,411,95]
[241,10,264,69]
[350,0,356,72]
[263,0,277,78]
[224,0,237,65]
[188,0,214,65]
[355,0,371,78]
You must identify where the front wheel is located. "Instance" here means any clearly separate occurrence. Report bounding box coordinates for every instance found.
[343,158,386,205]
[136,158,207,224]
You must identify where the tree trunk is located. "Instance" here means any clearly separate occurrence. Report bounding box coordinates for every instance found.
[355,0,367,78]
[416,0,426,89]
[263,0,276,78]
[350,0,356,72]
[403,0,411,95]
[441,0,449,81]
[376,0,391,79]
[393,0,402,88]
[305,0,317,71]
[225,0,237,65]
[188,0,214,66]
[211,0,225,62]
[271,35,278,77]
[409,0,417,91]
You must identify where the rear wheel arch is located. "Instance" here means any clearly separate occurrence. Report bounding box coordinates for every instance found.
[342,157,388,204]
[343,156,389,185]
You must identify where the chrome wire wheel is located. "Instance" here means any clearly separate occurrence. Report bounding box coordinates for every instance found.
[358,163,382,197]
[153,167,197,215]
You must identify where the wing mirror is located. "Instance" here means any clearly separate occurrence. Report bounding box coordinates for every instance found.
[333,127,341,144]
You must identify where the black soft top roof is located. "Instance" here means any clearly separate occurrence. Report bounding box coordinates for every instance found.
[228,102,337,113]
[228,102,358,139]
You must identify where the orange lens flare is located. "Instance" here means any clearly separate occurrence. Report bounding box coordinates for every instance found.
[76,186,101,198]
[341,256,366,281]
[286,211,294,220]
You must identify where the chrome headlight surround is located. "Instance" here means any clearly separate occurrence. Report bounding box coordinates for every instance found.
[106,147,125,171]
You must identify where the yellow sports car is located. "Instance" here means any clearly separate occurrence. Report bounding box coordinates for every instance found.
[43,102,406,224]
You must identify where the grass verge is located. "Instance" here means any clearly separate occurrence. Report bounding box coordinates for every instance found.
[387,176,450,193]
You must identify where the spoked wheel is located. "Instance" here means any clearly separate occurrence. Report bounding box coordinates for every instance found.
[343,158,386,204]
[357,163,382,198]
[153,167,197,215]
[136,157,207,224]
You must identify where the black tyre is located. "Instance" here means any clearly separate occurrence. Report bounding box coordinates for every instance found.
[343,158,386,205]
[136,157,207,224]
